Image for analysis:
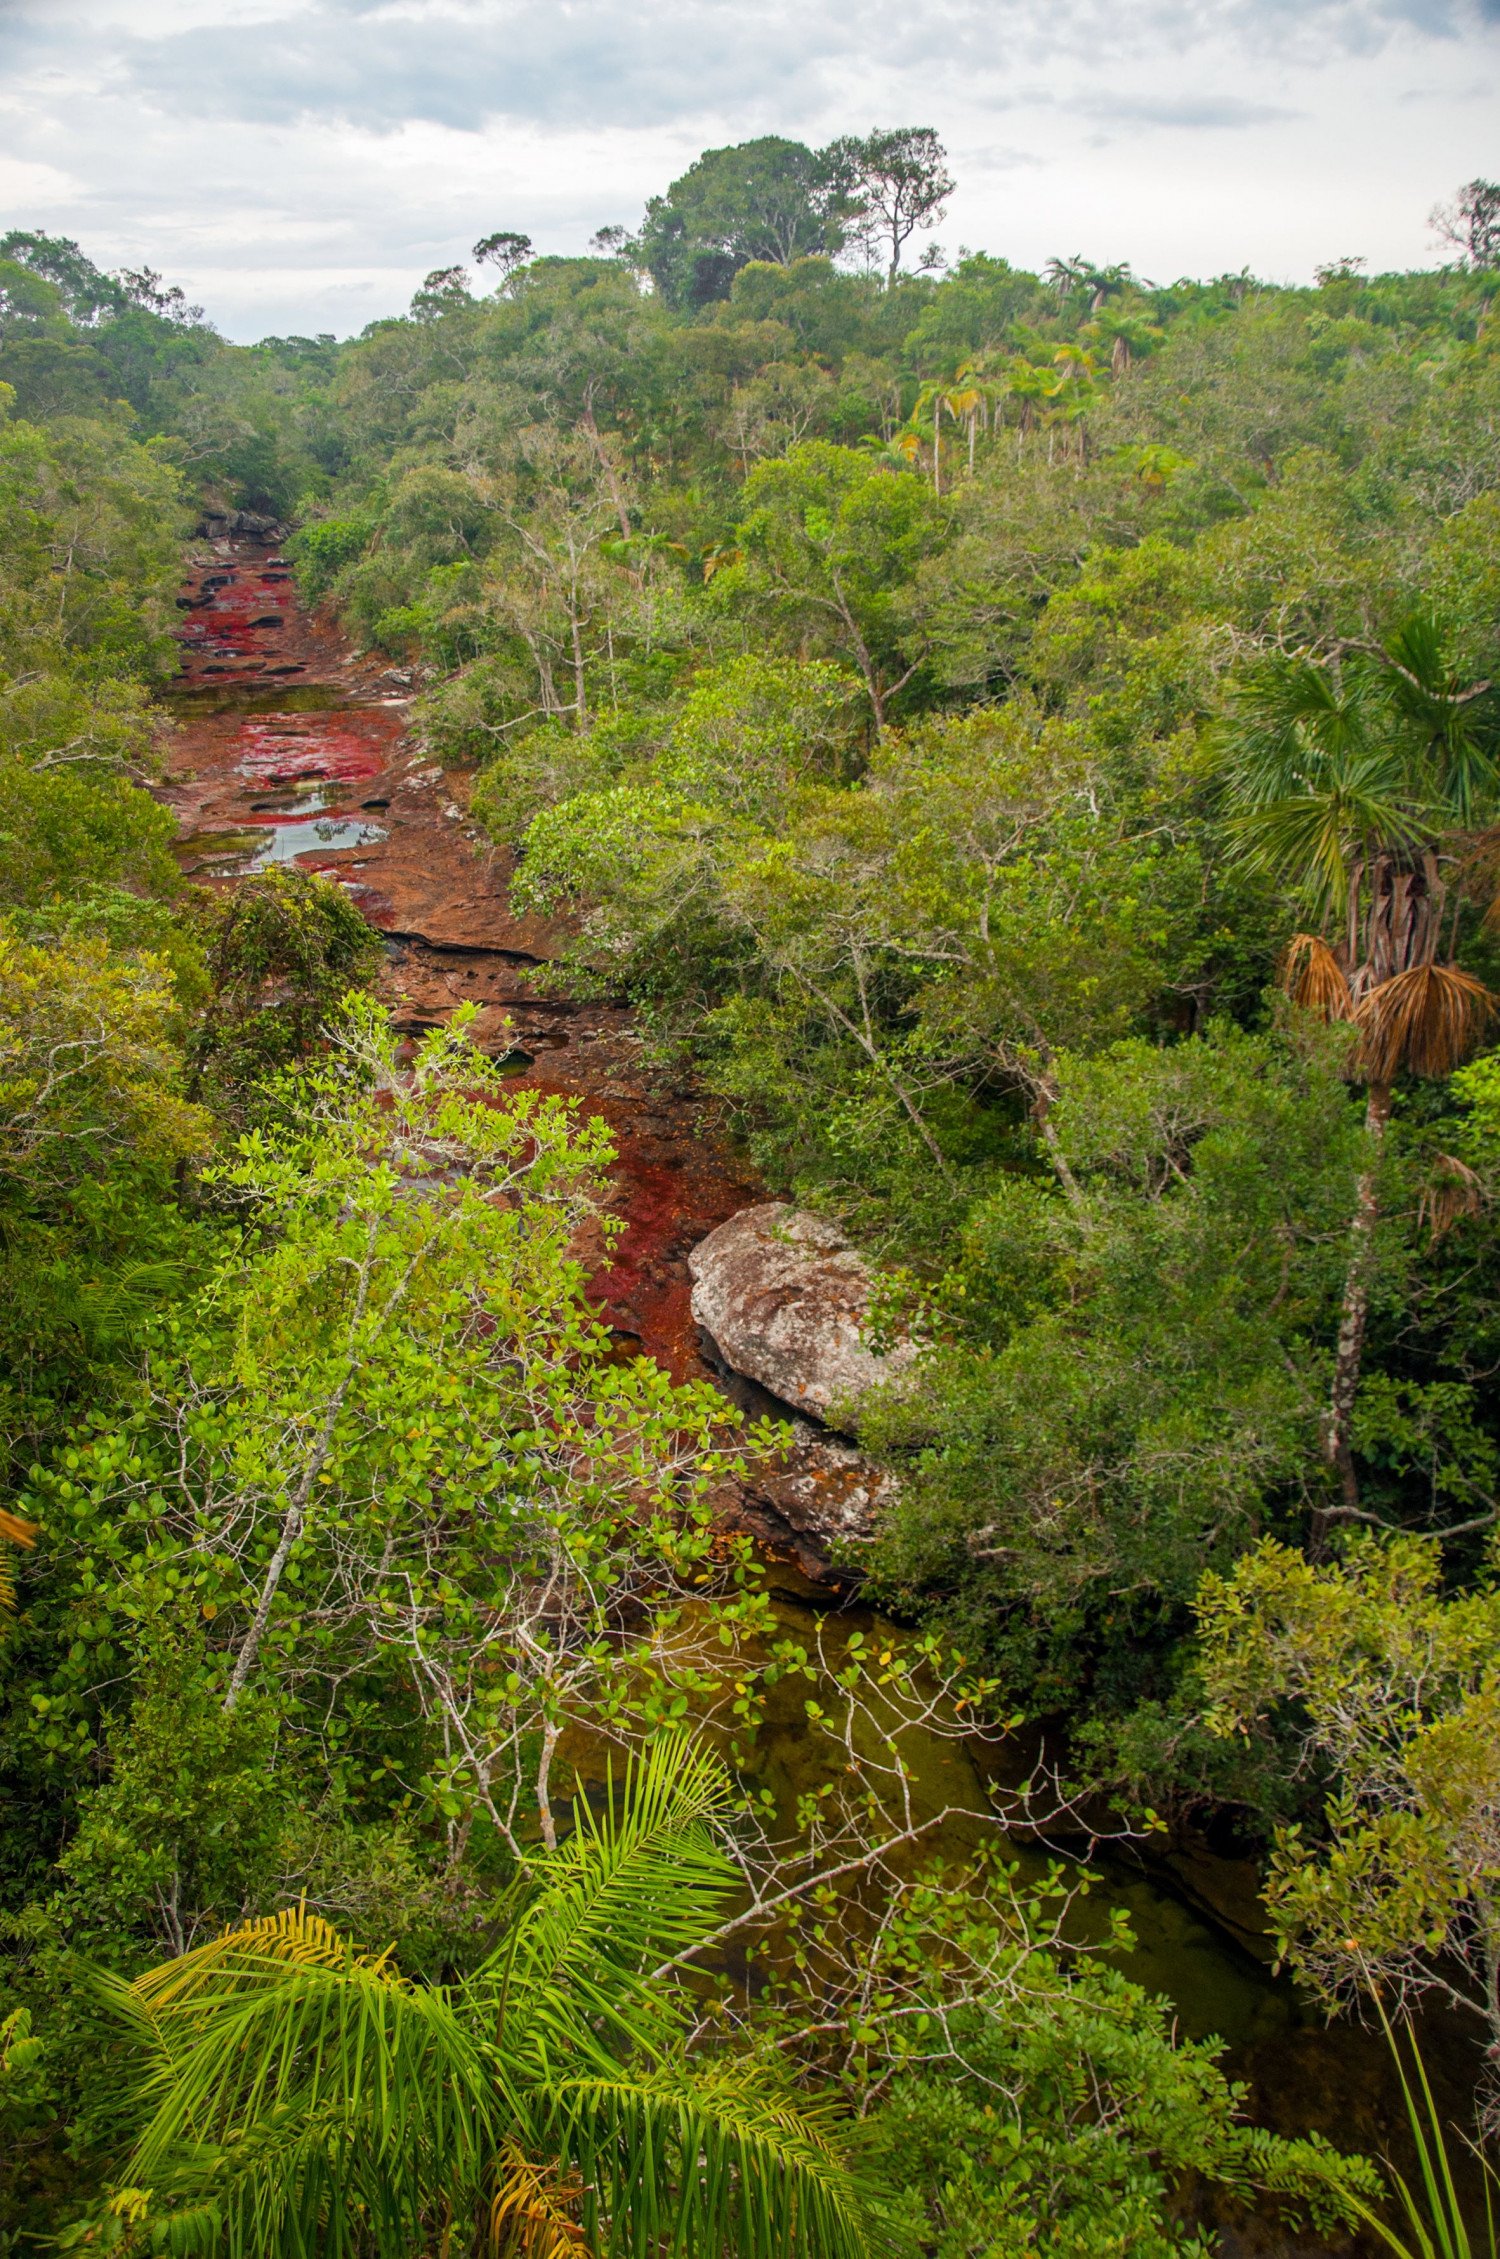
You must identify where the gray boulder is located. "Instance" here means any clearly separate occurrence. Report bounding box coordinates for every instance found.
[687,1201,917,1427]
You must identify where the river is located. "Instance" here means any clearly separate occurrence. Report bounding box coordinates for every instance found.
[160,523,1482,2252]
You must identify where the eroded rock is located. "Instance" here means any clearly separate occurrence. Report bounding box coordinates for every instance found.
[711,1422,898,1580]
[688,1201,916,1427]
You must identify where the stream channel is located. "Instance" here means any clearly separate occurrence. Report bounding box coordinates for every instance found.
[160,528,1480,2251]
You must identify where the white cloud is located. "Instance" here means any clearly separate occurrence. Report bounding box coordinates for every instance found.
[0,0,1494,337]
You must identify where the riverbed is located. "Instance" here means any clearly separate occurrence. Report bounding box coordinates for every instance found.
[161,527,1481,2251]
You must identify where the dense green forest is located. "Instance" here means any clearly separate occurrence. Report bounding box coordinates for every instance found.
[3,140,1500,2254]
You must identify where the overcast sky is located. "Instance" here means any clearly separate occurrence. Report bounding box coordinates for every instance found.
[0,0,1495,342]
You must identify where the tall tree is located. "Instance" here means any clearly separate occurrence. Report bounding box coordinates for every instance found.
[826,128,954,287]
[1219,620,1498,1538]
[472,229,534,282]
[1429,178,1500,269]
[636,139,852,309]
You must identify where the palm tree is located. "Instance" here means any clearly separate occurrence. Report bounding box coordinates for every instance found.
[1081,307,1164,375]
[943,362,989,475]
[1042,345,1104,465]
[96,1740,878,2259]
[913,373,987,493]
[998,359,1052,462]
[1220,623,1498,1541]
[1044,256,1139,315]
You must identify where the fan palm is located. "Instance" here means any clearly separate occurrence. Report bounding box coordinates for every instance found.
[95,1739,880,2259]
[1219,627,1498,1538]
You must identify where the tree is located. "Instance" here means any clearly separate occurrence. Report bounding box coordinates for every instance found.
[0,920,209,1491]
[468,421,646,733]
[0,232,124,324]
[1044,256,1137,315]
[1199,1532,1500,2131]
[188,866,385,1116]
[1082,306,1164,376]
[472,229,534,282]
[862,1020,1371,1716]
[1218,622,1499,1536]
[18,998,782,1910]
[831,129,954,288]
[871,1970,1374,2256]
[409,265,474,321]
[90,1738,878,2259]
[1429,179,1500,270]
[716,440,946,727]
[637,139,853,310]
[114,265,204,325]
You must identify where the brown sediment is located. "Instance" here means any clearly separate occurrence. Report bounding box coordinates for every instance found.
[160,532,758,1381]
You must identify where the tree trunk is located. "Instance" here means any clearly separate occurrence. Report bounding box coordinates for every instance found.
[1032,1076,1087,1217]
[1315,1081,1391,1554]
[535,1715,560,1852]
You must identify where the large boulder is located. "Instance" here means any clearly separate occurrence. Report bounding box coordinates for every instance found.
[687,1202,916,1427]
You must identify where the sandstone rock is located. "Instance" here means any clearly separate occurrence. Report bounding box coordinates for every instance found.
[687,1201,917,1427]
[723,1421,898,1576]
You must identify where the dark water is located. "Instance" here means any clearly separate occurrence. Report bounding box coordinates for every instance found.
[724,1578,1484,2250]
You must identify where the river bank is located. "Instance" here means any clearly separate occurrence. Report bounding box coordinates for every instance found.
[159,527,1481,2251]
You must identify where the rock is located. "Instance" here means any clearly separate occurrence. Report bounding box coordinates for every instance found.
[763,1424,895,1566]
[707,1421,898,1579]
[688,1201,917,1427]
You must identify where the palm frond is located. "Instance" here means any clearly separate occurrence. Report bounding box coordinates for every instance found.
[490,2137,588,2257]
[550,2058,880,2259]
[1382,612,1498,832]
[1282,933,1354,1021]
[132,1904,395,2010]
[1231,765,1432,917]
[492,1737,737,2058]
[1355,964,1497,1083]
[1219,655,1382,805]
[1419,1152,1487,1243]
[110,1908,501,2259]
[1217,650,1452,926]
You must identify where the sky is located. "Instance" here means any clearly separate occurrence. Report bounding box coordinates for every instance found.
[0,0,1496,342]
